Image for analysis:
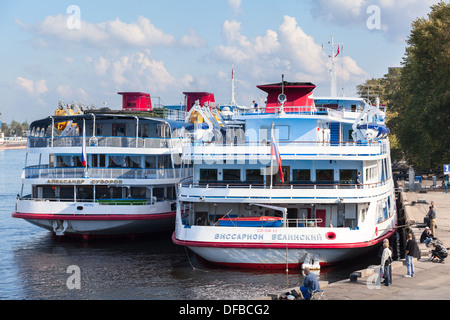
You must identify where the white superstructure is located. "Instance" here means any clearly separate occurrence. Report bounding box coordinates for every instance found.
[13,103,190,239]
[173,81,396,269]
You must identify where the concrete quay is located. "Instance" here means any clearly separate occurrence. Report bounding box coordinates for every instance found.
[322,189,450,300]
[256,185,450,300]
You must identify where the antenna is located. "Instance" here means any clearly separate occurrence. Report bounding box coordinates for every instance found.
[278,74,287,113]
[328,34,343,97]
[330,35,337,97]
[230,65,237,106]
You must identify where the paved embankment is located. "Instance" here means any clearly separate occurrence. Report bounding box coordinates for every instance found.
[257,187,450,300]
[319,189,450,300]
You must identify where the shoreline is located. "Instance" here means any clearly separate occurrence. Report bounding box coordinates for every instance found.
[256,179,450,300]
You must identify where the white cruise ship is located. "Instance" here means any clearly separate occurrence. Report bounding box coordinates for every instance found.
[12,93,190,239]
[172,80,396,269]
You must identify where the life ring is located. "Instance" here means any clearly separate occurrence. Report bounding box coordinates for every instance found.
[325,232,336,240]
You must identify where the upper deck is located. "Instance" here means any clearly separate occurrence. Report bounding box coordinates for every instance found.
[183,139,390,163]
[26,113,186,153]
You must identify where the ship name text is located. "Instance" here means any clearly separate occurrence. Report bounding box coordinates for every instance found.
[213,232,323,242]
[46,179,124,185]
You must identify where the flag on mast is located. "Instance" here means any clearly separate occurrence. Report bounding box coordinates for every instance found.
[81,119,87,168]
[271,126,284,183]
[335,45,340,57]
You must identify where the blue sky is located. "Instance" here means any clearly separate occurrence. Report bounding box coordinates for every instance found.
[0,0,440,123]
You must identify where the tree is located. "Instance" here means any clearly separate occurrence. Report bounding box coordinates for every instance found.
[9,120,24,137]
[394,1,450,171]
[357,68,403,163]
[358,2,449,171]
[356,78,385,103]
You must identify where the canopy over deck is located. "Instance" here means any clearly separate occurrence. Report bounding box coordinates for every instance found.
[257,82,316,113]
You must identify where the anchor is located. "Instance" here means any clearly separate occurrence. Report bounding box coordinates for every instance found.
[52,220,69,236]
[302,252,321,270]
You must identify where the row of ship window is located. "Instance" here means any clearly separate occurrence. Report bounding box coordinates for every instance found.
[198,168,365,184]
[50,154,174,169]
[31,185,177,201]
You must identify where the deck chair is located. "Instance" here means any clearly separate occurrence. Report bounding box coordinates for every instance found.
[310,289,325,300]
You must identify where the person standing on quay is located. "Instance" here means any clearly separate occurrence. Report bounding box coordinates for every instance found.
[404,233,415,278]
[380,240,393,286]
[427,205,437,236]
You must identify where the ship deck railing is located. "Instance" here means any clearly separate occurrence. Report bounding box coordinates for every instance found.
[185,217,325,228]
[189,140,383,148]
[231,106,362,117]
[179,178,389,190]
[184,140,389,158]
[24,166,190,180]
[17,195,169,205]
[27,135,183,149]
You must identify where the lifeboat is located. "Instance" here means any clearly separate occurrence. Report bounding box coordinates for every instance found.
[219,216,283,227]
[54,105,81,131]
[356,123,390,140]
[189,110,204,124]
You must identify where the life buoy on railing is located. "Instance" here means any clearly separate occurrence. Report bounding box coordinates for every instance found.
[325,232,336,240]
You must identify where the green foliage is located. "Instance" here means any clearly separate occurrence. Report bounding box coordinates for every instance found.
[357,68,403,163]
[1,120,29,137]
[396,1,450,170]
[357,2,450,171]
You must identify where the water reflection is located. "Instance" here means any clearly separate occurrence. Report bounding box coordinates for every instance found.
[2,149,382,300]
[9,229,381,300]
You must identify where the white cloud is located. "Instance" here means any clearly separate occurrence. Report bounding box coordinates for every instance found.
[212,44,251,64]
[208,15,369,101]
[94,57,111,76]
[223,20,251,47]
[56,84,91,101]
[308,0,437,43]
[106,16,175,47]
[333,56,368,83]
[63,57,74,64]
[18,14,211,50]
[34,79,49,95]
[112,56,131,86]
[180,29,208,48]
[211,16,366,80]
[254,30,280,55]
[277,15,325,74]
[16,77,48,95]
[15,77,34,94]
[56,84,72,98]
[228,0,242,14]
[87,52,193,94]
[17,15,175,49]
[76,88,89,100]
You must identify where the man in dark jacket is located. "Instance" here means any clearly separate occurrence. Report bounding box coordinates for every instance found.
[420,227,433,247]
[300,267,320,299]
[404,233,415,277]
[431,242,448,262]
[427,206,437,236]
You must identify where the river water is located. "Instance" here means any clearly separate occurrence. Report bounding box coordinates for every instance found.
[0,149,379,300]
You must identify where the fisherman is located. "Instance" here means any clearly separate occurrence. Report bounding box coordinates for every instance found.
[300,267,320,299]
[420,227,433,247]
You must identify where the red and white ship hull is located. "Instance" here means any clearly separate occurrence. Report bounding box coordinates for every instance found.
[173,206,397,269]
[13,200,175,238]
